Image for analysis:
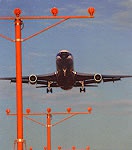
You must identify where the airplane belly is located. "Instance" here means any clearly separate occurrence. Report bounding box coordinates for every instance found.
[57,73,75,90]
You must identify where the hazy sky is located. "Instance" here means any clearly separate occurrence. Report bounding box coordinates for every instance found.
[0,0,132,150]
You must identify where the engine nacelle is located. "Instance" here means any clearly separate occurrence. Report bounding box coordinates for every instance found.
[29,74,37,84]
[94,73,102,83]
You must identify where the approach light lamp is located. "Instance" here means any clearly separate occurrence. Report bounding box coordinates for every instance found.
[6,109,11,115]
[50,7,59,16]
[88,7,95,16]
[47,107,52,113]
[67,107,72,113]
[29,147,33,150]
[26,108,31,114]
[14,8,22,17]
[72,146,76,150]
[58,146,62,150]
[88,107,92,113]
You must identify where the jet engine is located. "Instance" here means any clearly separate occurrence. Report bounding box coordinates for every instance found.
[94,73,102,83]
[29,74,37,84]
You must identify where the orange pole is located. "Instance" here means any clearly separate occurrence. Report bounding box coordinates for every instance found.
[14,9,23,150]
[47,113,51,150]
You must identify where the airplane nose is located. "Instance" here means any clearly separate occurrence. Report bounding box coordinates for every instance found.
[62,55,67,59]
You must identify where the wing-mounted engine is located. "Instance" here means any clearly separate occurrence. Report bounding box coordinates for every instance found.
[29,74,37,84]
[94,73,102,83]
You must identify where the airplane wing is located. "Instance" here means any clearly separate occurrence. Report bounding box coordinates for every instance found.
[1,72,132,93]
[75,72,132,85]
[0,72,57,86]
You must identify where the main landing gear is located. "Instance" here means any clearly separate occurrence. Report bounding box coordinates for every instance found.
[47,81,53,93]
[79,81,86,93]
[47,87,53,93]
[80,87,86,93]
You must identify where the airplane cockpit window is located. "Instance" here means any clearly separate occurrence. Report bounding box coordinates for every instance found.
[56,52,72,59]
[61,52,69,58]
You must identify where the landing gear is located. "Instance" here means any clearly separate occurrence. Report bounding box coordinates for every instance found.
[79,81,86,93]
[80,87,86,93]
[47,88,53,93]
[46,81,53,93]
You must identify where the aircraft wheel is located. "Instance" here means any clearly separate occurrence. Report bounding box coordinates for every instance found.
[47,88,53,93]
[47,88,49,93]
[80,88,86,93]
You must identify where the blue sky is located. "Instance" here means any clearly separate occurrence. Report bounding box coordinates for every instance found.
[0,0,132,150]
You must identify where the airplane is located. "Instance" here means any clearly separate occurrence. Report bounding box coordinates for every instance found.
[0,49,132,93]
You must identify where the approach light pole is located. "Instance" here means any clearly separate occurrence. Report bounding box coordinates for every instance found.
[6,107,92,150]
[0,7,95,150]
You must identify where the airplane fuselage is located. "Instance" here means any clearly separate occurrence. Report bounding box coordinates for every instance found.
[56,50,75,90]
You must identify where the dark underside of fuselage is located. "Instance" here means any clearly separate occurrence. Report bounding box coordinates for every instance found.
[56,50,75,90]
[57,71,75,90]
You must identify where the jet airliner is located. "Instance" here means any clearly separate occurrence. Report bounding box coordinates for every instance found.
[0,50,132,93]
